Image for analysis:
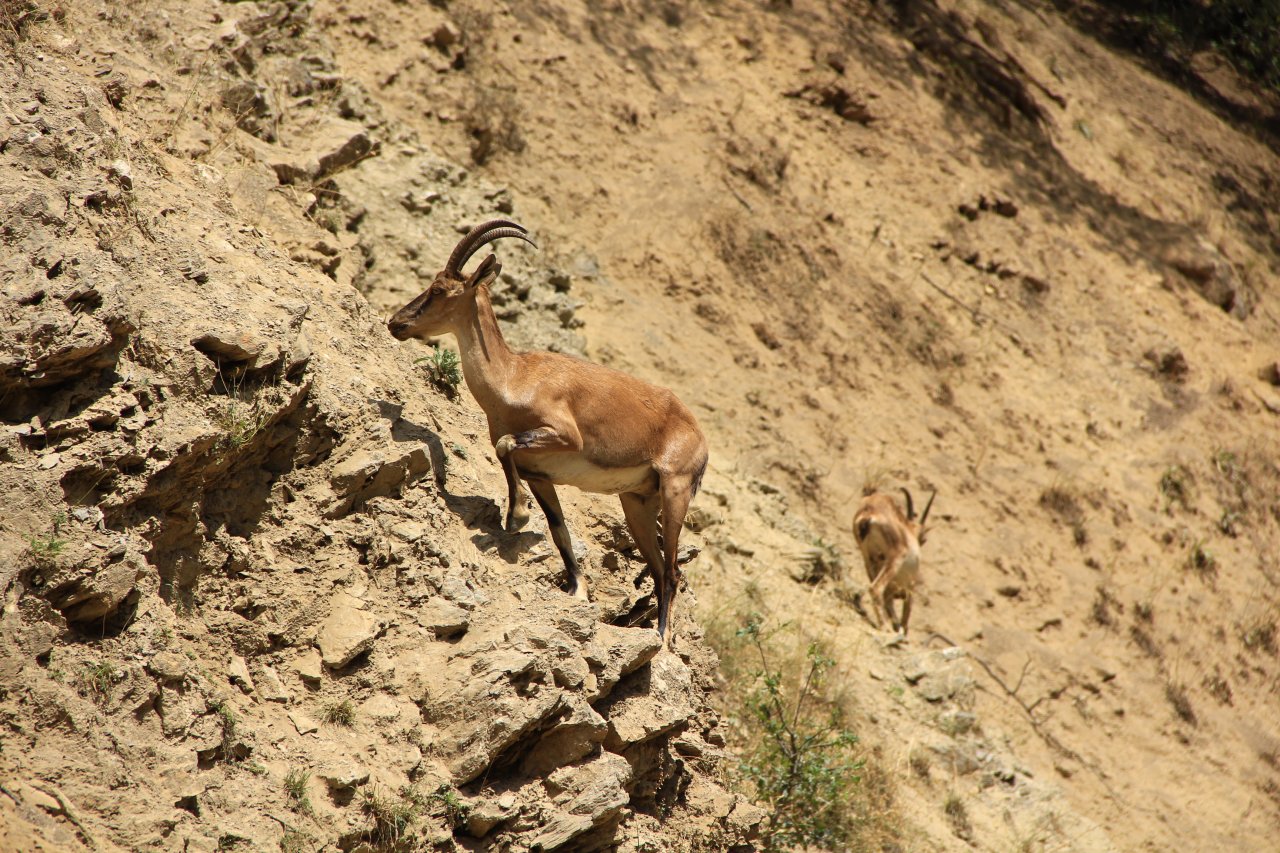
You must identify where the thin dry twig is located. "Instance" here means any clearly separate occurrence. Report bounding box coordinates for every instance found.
[35,784,100,851]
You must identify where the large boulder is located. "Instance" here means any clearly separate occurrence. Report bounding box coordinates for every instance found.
[316,592,384,669]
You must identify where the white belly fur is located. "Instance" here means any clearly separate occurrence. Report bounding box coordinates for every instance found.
[521,455,654,495]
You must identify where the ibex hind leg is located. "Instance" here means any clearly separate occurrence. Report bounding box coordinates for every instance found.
[657,473,695,649]
[620,491,665,635]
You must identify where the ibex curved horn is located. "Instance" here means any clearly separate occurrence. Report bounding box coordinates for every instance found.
[446,219,537,277]
[901,487,916,521]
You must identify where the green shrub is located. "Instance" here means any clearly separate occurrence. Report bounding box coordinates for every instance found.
[735,618,864,851]
[1108,1,1280,93]
[427,784,470,830]
[213,396,266,451]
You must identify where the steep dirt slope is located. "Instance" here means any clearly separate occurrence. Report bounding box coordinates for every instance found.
[315,0,1280,849]
[0,2,758,851]
[3,0,1279,851]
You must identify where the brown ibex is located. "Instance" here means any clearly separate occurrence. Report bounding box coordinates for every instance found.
[852,488,935,636]
[388,220,708,648]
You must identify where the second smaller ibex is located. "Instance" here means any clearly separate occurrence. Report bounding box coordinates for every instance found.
[387,220,708,648]
[852,488,935,636]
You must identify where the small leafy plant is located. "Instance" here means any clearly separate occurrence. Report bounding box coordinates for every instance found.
[1218,508,1242,537]
[214,397,266,451]
[416,346,462,395]
[1159,465,1192,511]
[944,792,974,841]
[210,699,239,762]
[284,767,313,815]
[427,784,470,830]
[1165,681,1197,726]
[794,536,844,584]
[1241,617,1277,655]
[1185,541,1217,578]
[27,512,67,565]
[78,661,117,705]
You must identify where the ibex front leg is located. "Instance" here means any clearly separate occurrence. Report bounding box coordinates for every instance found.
[498,453,531,532]
[495,425,587,598]
[495,426,575,532]
[525,479,587,599]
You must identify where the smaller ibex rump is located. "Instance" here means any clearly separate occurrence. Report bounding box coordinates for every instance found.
[852,488,935,636]
[387,220,708,648]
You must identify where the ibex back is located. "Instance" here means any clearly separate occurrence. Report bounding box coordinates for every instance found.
[388,220,708,648]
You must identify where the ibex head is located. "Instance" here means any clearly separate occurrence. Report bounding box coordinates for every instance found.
[901,487,936,545]
[388,219,536,341]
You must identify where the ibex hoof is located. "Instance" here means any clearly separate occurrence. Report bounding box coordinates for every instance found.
[506,505,530,532]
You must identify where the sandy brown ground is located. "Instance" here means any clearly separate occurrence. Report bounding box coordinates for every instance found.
[2,0,1278,850]
[317,0,1280,849]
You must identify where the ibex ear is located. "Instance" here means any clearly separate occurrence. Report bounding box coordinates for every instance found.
[467,253,502,289]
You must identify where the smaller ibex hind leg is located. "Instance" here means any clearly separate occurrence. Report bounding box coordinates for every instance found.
[869,552,908,634]
[862,553,889,628]
[882,591,901,633]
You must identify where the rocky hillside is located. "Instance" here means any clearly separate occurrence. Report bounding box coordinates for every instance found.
[0,2,758,850]
[3,0,1280,851]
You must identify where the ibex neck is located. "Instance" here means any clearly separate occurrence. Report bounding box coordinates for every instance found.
[453,286,515,412]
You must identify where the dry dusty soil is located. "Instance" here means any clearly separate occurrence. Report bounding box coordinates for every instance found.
[2,0,1279,851]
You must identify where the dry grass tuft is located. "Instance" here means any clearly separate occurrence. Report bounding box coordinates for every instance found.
[323,699,355,727]
[944,791,974,841]
[1165,682,1198,726]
